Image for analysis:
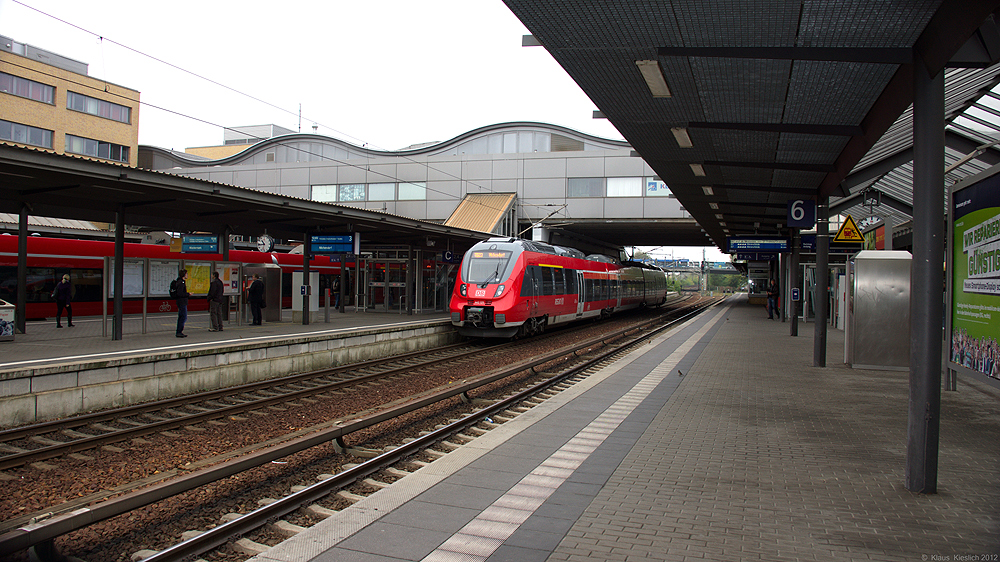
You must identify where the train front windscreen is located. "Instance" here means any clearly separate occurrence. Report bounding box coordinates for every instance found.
[463,249,514,285]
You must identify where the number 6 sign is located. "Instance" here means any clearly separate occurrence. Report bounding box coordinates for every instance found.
[787,199,816,228]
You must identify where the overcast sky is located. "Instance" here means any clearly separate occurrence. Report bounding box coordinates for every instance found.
[1,0,728,262]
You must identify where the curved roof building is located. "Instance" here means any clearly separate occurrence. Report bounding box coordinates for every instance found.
[140,122,700,254]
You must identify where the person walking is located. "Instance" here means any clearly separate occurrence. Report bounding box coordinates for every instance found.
[248,274,264,325]
[208,271,225,332]
[174,269,190,337]
[766,277,780,320]
[53,274,74,328]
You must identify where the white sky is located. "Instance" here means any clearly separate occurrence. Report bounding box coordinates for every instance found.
[0,0,729,262]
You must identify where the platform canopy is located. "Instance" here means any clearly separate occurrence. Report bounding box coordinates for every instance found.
[504,1,1000,251]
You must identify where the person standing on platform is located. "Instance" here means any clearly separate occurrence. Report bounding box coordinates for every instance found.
[248,274,264,325]
[174,269,190,337]
[208,271,224,332]
[766,277,780,320]
[53,274,74,328]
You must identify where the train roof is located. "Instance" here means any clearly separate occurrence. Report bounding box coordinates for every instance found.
[482,237,610,263]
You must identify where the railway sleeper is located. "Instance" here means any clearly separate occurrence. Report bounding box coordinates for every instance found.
[363,477,391,490]
[344,446,383,459]
[30,435,66,446]
[269,520,306,537]
[60,428,94,439]
[234,538,270,556]
[336,490,365,503]
[424,448,447,459]
[88,423,119,432]
[386,467,412,478]
[305,504,338,518]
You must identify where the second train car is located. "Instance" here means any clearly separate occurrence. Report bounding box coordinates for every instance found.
[450,238,668,338]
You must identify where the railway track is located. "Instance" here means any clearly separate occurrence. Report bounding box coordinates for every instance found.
[0,294,718,561]
[0,342,509,472]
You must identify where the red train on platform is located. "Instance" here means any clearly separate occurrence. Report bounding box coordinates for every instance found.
[450,238,669,338]
[0,235,347,320]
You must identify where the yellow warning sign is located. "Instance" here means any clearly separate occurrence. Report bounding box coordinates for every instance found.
[834,215,865,243]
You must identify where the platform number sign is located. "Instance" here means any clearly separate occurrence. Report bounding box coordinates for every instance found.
[787,199,816,229]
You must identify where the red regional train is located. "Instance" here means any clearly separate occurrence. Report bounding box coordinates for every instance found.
[0,235,348,320]
[449,238,669,338]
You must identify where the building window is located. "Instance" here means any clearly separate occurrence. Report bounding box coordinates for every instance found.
[369,183,396,201]
[0,119,53,148]
[66,91,132,124]
[339,184,365,202]
[645,177,671,197]
[607,177,642,197]
[65,134,130,163]
[568,177,604,197]
[398,182,426,200]
[0,72,55,104]
[312,185,337,202]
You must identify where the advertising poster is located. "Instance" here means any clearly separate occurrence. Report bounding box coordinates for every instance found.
[186,262,212,295]
[216,263,241,295]
[950,168,1000,381]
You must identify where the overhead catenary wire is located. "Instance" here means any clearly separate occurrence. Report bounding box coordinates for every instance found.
[6,1,553,224]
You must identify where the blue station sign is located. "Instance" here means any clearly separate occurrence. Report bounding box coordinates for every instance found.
[311,234,354,255]
[182,234,219,253]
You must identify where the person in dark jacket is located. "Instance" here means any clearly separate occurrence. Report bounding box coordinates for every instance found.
[766,277,780,320]
[175,269,190,337]
[208,271,225,332]
[248,274,264,325]
[54,274,74,328]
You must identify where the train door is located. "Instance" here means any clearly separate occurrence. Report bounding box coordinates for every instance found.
[576,270,585,317]
[524,265,539,320]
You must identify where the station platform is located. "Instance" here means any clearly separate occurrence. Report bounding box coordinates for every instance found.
[252,295,1000,562]
[0,308,451,371]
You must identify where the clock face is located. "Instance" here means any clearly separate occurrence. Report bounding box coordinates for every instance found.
[257,235,274,252]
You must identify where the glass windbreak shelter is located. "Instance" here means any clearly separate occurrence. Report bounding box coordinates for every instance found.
[355,248,457,313]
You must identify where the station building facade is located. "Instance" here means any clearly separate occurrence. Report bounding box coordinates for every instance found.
[140,123,692,313]
[1,35,140,167]
[140,122,692,246]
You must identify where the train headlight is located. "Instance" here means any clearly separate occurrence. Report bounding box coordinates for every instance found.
[459,284,467,297]
[494,284,505,298]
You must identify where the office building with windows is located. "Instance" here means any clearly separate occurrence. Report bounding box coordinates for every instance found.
[1,35,139,166]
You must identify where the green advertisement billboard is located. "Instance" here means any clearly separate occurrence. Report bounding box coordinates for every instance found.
[950,167,1000,382]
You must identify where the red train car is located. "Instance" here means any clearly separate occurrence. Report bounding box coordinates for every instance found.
[0,235,346,320]
[449,238,668,338]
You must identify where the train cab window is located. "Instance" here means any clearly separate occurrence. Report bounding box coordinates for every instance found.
[464,249,513,285]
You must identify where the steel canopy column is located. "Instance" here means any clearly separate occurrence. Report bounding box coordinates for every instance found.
[302,233,311,326]
[16,204,28,335]
[906,59,944,494]
[113,205,125,340]
[790,228,800,337]
[813,198,829,366]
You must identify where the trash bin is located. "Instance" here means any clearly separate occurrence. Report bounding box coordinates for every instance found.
[0,299,14,342]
